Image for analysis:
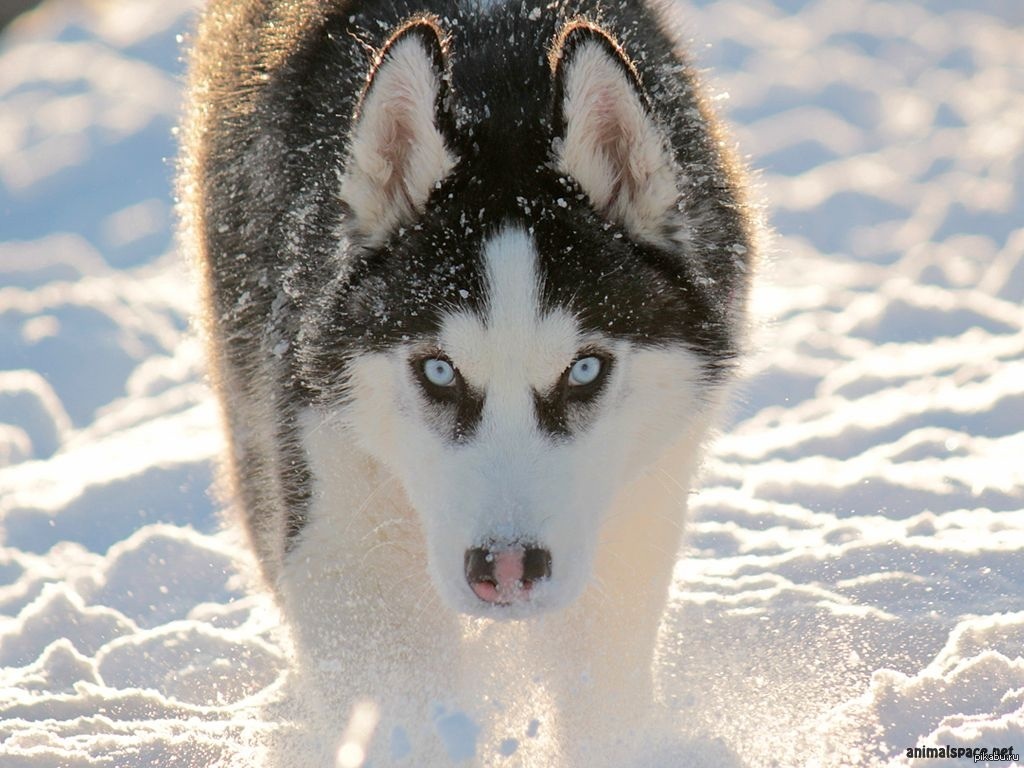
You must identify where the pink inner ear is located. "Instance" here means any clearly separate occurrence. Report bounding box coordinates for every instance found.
[587,84,643,211]
[378,100,418,211]
[341,34,456,244]
[558,39,680,244]
[561,41,662,218]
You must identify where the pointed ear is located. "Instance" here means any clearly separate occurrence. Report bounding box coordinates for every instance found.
[551,22,680,243]
[341,20,456,245]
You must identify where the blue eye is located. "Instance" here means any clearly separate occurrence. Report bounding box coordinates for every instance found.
[423,358,456,387]
[568,356,602,386]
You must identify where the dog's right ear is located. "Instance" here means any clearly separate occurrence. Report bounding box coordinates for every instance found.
[341,20,456,245]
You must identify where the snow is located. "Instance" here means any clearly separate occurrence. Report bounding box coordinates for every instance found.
[0,0,1022,765]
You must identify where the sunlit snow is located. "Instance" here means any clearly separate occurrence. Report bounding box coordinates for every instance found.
[1,0,1022,765]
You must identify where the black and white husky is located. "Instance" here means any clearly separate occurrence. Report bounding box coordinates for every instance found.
[181,0,755,763]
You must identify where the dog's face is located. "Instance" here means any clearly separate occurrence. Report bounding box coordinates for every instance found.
[296,20,746,616]
[341,227,709,616]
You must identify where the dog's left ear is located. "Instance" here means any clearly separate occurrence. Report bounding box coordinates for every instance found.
[341,19,456,245]
[551,22,680,243]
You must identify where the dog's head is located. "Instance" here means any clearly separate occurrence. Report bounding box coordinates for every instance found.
[299,18,750,617]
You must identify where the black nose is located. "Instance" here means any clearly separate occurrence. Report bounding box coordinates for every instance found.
[464,545,552,604]
[521,547,552,582]
[464,547,494,585]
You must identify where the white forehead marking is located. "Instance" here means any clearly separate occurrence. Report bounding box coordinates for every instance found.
[484,226,541,336]
[440,226,579,391]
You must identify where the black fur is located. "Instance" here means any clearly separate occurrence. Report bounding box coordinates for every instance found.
[180,0,755,575]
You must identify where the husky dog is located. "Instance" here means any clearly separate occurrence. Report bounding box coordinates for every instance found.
[181,0,755,762]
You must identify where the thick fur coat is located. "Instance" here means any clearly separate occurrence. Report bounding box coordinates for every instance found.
[179,0,756,763]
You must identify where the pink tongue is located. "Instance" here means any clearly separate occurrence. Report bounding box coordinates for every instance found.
[471,550,527,604]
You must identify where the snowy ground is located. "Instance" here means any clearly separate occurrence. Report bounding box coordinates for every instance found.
[1,0,1022,766]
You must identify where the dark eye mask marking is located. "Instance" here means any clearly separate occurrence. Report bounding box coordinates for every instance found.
[411,353,485,442]
[534,352,613,437]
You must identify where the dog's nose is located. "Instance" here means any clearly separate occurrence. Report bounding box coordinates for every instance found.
[465,545,552,604]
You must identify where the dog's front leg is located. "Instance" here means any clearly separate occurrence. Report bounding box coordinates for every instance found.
[277,453,467,764]
[535,458,695,764]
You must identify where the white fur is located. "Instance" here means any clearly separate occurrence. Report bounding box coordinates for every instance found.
[284,226,727,761]
[444,227,579,394]
[340,35,457,244]
[557,41,683,244]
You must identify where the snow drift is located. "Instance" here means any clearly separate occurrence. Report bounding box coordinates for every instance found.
[0,0,1022,765]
